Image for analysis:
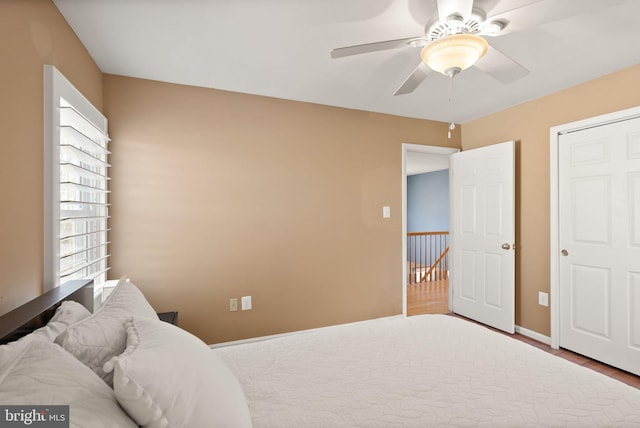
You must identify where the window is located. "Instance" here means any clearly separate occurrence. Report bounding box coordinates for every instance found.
[44,65,110,294]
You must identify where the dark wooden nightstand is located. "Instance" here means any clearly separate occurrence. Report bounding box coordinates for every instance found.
[157,311,179,326]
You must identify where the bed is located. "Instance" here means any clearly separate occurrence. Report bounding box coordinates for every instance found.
[1,280,639,427]
[214,315,640,427]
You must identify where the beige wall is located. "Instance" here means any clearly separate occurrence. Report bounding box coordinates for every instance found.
[0,0,103,315]
[5,0,638,344]
[103,75,460,344]
[462,64,640,336]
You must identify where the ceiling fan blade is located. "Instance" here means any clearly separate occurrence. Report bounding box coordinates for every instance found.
[437,0,473,21]
[394,61,432,96]
[474,45,528,84]
[330,37,422,59]
[475,0,540,19]
[408,0,439,27]
[488,0,625,35]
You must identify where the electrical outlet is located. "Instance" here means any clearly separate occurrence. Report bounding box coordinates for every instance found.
[538,291,549,307]
[241,296,252,311]
[229,298,238,312]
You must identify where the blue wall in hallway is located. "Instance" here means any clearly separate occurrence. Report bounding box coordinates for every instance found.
[407,169,449,232]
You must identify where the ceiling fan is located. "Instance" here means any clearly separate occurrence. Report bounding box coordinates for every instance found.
[330,0,540,96]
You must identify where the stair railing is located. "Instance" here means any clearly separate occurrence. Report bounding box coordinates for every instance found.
[407,231,449,285]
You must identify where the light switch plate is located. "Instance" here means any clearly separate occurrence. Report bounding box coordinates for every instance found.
[383,206,391,218]
[241,295,252,311]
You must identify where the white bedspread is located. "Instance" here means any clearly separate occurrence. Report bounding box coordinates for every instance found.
[213,315,640,427]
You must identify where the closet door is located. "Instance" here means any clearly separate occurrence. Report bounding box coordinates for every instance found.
[558,116,640,376]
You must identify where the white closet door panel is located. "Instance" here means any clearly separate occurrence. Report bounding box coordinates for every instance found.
[559,116,640,376]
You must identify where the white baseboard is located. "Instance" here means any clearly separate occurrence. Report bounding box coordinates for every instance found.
[515,325,551,346]
[209,315,403,349]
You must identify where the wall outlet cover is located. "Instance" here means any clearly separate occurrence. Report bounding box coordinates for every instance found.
[538,291,549,307]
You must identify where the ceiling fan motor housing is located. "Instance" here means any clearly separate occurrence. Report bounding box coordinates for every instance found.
[426,9,486,40]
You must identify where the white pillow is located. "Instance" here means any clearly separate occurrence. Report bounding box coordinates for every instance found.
[29,300,92,342]
[104,317,252,428]
[0,339,137,428]
[56,280,158,385]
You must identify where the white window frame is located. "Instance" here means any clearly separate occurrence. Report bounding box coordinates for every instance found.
[44,65,110,295]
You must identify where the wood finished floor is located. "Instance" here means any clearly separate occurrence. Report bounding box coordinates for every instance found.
[407,280,640,390]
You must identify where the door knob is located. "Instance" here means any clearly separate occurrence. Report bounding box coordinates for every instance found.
[561,249,568,256]
[501,243,511,250]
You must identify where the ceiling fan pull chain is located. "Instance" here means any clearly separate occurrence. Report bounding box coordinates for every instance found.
[447,74,455,139]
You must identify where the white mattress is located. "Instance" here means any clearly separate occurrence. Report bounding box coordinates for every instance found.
[213,315,640,427]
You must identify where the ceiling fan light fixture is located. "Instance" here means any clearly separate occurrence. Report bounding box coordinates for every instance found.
[420,33,488,76]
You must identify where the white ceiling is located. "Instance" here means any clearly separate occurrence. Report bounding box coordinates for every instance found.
[406,152,450,175]
[53,0,640,124]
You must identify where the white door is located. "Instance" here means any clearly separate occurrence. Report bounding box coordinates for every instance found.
[558,117,640,376]
[451,141,515,333]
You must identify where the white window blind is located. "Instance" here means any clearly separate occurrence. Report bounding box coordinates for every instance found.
[44,65,110,292]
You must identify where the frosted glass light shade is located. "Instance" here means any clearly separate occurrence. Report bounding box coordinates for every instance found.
[421,34,488,76]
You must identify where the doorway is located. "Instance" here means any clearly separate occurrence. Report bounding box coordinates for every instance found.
[402,144,458,316]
